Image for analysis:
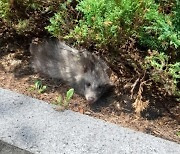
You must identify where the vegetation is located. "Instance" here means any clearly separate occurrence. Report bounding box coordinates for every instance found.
[0,0,179,113]
[34,80,47,93]
[29,80,47,93]
[53,88,74,111]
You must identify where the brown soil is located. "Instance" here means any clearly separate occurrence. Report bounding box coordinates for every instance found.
[0,46,179,144]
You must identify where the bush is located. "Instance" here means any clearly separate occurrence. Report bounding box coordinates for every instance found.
[145,51,180,97]
[46,0,180,50]
[67,0,142,47]
[0,0,10,20]
[45,0,76,39]
[46,0,149,47]
[139,0,180,50]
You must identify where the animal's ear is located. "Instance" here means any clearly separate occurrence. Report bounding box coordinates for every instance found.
[82,56,95,73]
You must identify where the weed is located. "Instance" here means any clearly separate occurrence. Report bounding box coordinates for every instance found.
[29,80,47,93]
[54,88,74,111]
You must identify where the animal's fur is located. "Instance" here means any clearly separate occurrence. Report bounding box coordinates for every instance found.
[30,39,111,103]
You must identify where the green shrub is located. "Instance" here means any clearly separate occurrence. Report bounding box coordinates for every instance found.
[139,0,180,50]
[45,0,77,39]
[145,51,180,97]
[46,0,151,47]
[46,0,180,51]
[0,0,10,20]
[67,0,141,47]
[45,12,66,38]
[173,0,180,32]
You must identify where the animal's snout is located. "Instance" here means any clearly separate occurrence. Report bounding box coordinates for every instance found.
[87,97,96,104]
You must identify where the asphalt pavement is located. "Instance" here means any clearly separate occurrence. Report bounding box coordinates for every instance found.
[0,88,179,154]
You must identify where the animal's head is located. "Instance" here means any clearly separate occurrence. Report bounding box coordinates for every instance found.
[83,76,111,103]
[81,54,112,103]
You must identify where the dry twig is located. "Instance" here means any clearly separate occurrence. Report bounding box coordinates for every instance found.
[130,71,150,115]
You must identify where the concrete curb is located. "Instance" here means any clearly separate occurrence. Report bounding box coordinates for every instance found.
[0,88,179,154]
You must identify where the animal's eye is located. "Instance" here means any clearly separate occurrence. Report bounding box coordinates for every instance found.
[86,82,91,87]
[98,85,102,89]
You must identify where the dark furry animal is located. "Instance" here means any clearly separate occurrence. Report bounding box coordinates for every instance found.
[30,39,111,103]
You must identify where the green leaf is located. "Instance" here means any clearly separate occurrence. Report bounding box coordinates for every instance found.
[57,95,63,105]
[177,132,180,137]
[38,86,47,93]
[35,80,42,89]
[66,88,74,101]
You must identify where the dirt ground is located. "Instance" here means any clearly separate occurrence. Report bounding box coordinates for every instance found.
[0,48,179,144]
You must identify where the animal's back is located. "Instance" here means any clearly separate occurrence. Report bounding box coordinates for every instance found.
[30,39,85,83]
